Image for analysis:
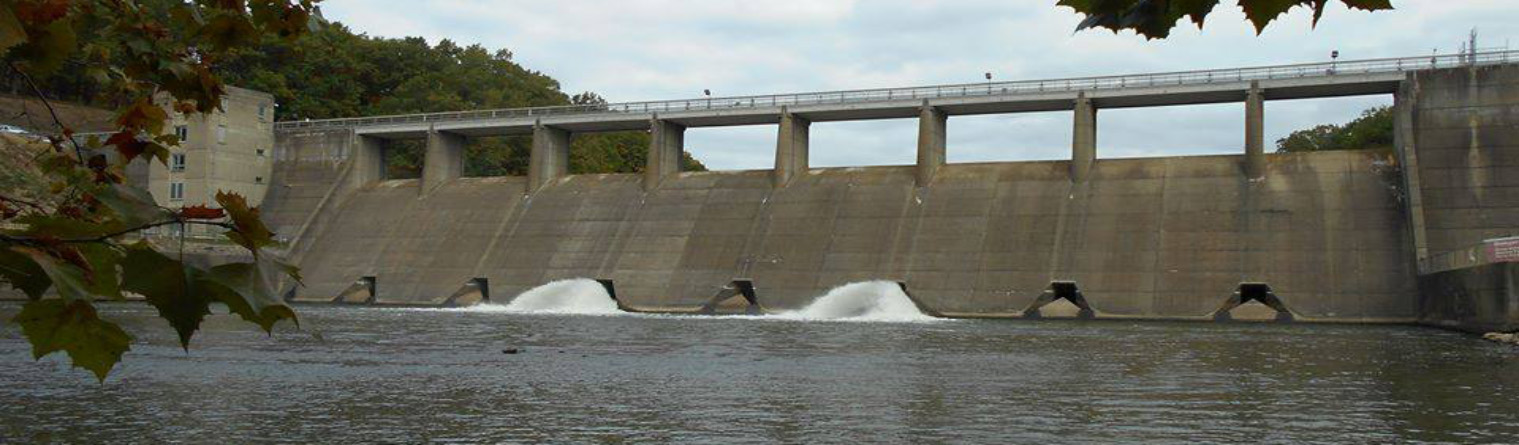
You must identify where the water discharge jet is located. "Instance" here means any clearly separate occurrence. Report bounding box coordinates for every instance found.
[456,278,623,315]
[777,281,938,322]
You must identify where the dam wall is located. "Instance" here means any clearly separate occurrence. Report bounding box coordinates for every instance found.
[272,143,1417,322]
[260,64,1519,326]
[1404,65,1519,330]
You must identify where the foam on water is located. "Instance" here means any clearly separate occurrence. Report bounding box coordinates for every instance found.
[451,278,621,315]
[776,281,936,322]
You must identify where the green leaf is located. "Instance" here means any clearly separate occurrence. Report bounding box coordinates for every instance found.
[11,215,111,240]
[0,247,50,299]
[12,299,133,382]
[74,243,124,301]
[10,18,76,76]
[1062,0,1393,39]
[0,6,27,53]
[217,191,276,252]
[1239,0,1300,34]
[14,247,92,301]
[120,242,210,350]
[198,14,260,52]
[94,183,172,228]
[202,258,298,333]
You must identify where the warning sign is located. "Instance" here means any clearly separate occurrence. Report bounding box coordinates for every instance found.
[1488,238,1519,263]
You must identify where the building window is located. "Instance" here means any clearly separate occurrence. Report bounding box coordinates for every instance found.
[216,125,227,144]
[258,104,268,120]
[256,148,266,157]
[169,182,184,201]
[174,125,188,143]
[170,153,186,172]
[255,176,264,184]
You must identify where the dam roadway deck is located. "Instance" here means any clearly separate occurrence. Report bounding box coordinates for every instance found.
[275,51,1514,139]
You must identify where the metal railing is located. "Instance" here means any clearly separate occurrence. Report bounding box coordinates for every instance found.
[275,49,1519,132]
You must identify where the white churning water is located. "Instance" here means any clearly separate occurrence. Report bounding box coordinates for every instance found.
[777,281,936,322]
[454,278,622,315]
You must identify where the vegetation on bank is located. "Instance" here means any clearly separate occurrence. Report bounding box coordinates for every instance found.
[15,15,705,178]
[1276,106,1393,153]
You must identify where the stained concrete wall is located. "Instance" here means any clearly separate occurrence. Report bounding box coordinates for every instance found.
[1407,66,1519,257]
[1420,263,1517,332]
[1406,65,1519,330]
[269,131,1418,321]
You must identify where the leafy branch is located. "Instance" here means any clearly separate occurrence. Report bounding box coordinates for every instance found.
[1058,0,1394,39]
[0,0,321,382]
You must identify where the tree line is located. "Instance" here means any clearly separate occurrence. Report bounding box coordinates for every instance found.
[11,17,706,177]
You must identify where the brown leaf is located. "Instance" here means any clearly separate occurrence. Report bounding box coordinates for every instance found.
[179,205,226,220]
[114,98,167,135]
[105,131,147,163]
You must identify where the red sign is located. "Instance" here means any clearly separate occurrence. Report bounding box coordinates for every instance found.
[1488,238,1519,263]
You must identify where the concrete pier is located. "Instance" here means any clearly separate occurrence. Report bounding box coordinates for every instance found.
[646,118,685,191]
[775,109,810,187]
[1244,83,1265,179]
[916,104,947,187]
[530,122,571,192]
[1072,94,1096,182]
[351,134,386,188]
[423,128,465,193]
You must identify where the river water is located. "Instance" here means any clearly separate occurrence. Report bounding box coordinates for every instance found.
[2,301,1518,443]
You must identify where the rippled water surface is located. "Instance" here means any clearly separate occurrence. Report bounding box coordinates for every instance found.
[3,303,1519,443]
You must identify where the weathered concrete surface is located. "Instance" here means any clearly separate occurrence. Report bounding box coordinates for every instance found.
[1406,66,1519,260]
[1420,262,1517,332]
[1405,66,1519,330]
[270,139,1417,321]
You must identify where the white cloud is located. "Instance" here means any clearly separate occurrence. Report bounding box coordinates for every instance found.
[319,0,1518,170]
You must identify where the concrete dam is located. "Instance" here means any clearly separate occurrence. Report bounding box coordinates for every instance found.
[265,51,1519,332]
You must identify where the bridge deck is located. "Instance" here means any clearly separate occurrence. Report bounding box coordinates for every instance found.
[276,50,1518,139]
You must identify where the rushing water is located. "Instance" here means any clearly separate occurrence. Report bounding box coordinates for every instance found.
[3,301,1519,443]
[774,281,935,322]
[483,278,620,315]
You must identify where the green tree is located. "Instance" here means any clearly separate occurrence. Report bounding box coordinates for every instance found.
[17,12,710,177]
[1059,0,1394,39]
[0,0,319,381]
[1277,105,1393,152]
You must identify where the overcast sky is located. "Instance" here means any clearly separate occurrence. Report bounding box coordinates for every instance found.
[321,1,1517,170]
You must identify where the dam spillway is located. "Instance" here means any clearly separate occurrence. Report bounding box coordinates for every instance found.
[263,56,1519,332]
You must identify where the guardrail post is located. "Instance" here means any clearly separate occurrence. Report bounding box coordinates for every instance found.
[774,107,810,188]
[1245,82,1266,180]
[646,116,685,191]
[916,102,947,187]
[529,120,571,192]
[1072,93,1096,183]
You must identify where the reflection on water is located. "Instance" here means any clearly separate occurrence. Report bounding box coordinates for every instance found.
[2,303,1517,443]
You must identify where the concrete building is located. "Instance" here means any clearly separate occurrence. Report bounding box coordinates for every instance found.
[140,86,276,224]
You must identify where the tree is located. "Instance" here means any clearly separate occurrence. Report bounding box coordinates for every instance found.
[1058,0,1394,39]
[1277,105,1392,152]
[0,0,320,381]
